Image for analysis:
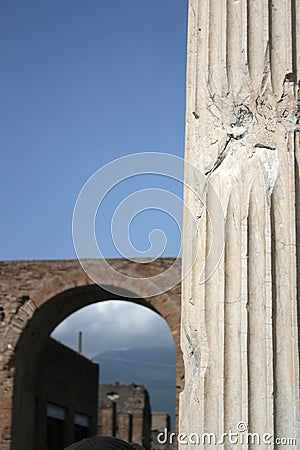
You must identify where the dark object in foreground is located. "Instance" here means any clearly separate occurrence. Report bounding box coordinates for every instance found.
[64,435,144,450]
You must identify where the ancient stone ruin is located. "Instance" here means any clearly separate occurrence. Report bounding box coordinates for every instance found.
[0,260,182,449]
[180,0,299,447]
[0,1,299,449]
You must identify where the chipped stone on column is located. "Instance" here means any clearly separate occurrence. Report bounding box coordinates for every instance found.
[180,0,299,448]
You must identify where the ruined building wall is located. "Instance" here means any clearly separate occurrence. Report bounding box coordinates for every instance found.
[35,337,99,449]
[99,384,174,450]
[98,383,151,450]
[0,259,182,450]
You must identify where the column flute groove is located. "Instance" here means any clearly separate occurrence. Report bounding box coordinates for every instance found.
[180,1,299,448]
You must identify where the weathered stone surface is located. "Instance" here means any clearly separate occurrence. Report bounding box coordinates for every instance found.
[180,0,299,448]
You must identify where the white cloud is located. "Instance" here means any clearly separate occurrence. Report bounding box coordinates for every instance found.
[51,300,174,358]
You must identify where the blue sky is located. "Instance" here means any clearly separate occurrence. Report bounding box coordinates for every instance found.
[1,0,188,261]
[1,1,188,359]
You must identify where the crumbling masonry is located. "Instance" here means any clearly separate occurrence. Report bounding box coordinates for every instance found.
[180,0,300,447]
[0,259,183,450]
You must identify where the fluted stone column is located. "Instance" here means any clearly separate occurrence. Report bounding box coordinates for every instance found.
[180,1,299,448]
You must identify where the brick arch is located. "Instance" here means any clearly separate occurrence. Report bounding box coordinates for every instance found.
[0,259,183,450]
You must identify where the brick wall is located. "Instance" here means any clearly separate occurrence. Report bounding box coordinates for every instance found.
[0,259,182,449]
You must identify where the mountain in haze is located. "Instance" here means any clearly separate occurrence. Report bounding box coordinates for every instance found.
[92,346,176,427]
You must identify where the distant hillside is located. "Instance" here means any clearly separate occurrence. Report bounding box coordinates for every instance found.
[93,347,176,427]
